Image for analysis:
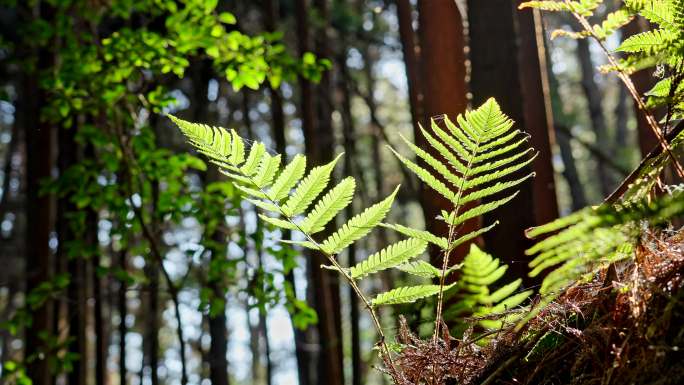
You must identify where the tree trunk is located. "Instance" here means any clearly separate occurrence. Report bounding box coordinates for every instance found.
[467,0,538,281]
[516,6,559,224]
[396,0,424,137]
[575,36,614,196]
[296,1,345,384]
[118,250,128,385]
[23,3,55,384]
[417,0,472,264]
[143,265,160,385]
[337,42,363,385]
[261,2,311,381]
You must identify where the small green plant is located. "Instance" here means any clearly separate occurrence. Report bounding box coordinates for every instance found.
[171,97,537,382]
[519,0,684,323]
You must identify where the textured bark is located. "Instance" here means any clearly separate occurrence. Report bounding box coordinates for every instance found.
[517,7,559,224]
[575,36,614,196]
[467,0,537,281]
[396,0,424,137]
[417,0,472,263]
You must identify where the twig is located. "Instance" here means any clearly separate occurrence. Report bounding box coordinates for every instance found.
[563,0,684,180]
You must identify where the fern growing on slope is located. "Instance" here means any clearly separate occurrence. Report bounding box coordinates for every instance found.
[519,0,684,325]
[385,97,537,338]
[444,245,533,333]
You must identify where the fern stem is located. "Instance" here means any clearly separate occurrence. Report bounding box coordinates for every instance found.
[432,116,482,342]
[241,174,402,381]
[563,0,684,181]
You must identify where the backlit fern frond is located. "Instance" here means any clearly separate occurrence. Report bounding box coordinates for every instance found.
[526,191,684,303]
[171,115,442,309]
[445,245,532,332]
[389,98,535,272]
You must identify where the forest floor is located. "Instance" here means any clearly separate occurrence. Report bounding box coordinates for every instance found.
[463,228,684,385]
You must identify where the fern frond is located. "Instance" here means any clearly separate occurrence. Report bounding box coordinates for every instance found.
[299,177,355,234]
[372,283,455,306]
[445,245,531,331]
[321,186,399,254]
[282,154,342,216]
[380,223,449,249]
[617,29,676,54]
[350,238,427,279]
[396,260,442,278]
[527,191,684,297]
[268,154,306,201]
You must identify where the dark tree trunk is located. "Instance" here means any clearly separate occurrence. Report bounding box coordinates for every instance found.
[337,42,363,385]
[575,36,614,196]
[396,0,424,137]
[295,1,345,384]
[517,6,559,224]
[262,2,311,384]
[467,0,539,282]
[118,250,128,385]
[22,3,55,385]
[417,0,472,263]
[189,58,230,385]
[143,265,160,385]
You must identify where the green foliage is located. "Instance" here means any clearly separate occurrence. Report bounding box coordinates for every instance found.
[523,0,684,119]
[388,98,535,281]
[171,115,441,308]
[526,191,684,298]
[445,245,532,331]
[173,97,538,313]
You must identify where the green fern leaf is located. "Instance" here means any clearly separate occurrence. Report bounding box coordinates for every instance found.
[241,142,266,176]
[259,214,298,230]
[350,238,427,279]
[268,155,307,201]
[389,147,455,201]
[396,260,442,278]
[321,186,399,254]
[283,154,342,217]
[443,192,519,226]
[253,154,282,188]
[372,283,455,306]
[380,223,449,249]
[299,177,356,234]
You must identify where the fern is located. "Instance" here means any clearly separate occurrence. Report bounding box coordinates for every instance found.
[445,245,532,331]
[525,191,684,304]
[384,98,537,338]
[171,115,453,321]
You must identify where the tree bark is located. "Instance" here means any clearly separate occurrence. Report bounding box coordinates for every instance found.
[118,250,128,385]
[396,0,424,137]
[467,0,538,281]
[22,3,55,384]
[296,1,345,385]
[417,0,472,263]
[337,41,363,385]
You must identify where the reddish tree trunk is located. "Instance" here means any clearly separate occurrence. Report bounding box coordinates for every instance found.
[396,0,424,136]
[417,0,473,263]
[468,0,550,282]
